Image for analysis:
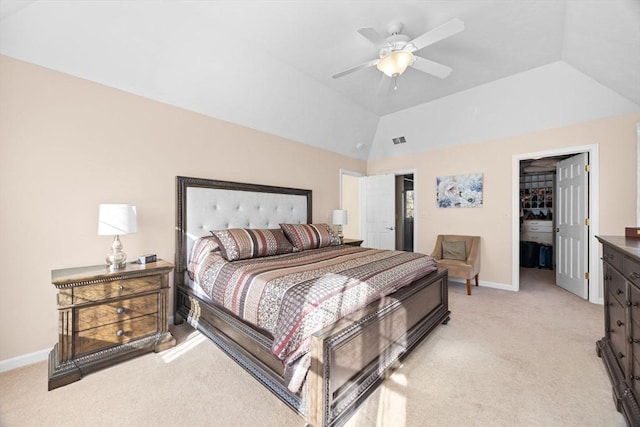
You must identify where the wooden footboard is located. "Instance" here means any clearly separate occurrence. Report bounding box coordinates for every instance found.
[175,268,449,427]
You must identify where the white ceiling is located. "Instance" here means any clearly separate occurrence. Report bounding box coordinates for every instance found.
[1,1,639,161]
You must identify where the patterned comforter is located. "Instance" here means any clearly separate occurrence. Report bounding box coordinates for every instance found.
[188,238,438,392]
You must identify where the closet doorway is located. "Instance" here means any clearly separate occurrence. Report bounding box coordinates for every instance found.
[511,145,601,303]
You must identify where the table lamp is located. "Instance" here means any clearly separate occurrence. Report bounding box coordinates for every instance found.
[332,209,348,241]
[98,204,137,270]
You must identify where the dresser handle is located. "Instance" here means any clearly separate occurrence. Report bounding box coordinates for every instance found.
[618,352,625,359]
[603,254,613,260]
[116,329,124,337]
[616,289,623,295]
[116,307,125,315]
[629,337,640,344]
[631,374,640,381]
[119,285,125,291]
[604,274,611,281]
[630,272,640,280]
[617,320,625,327]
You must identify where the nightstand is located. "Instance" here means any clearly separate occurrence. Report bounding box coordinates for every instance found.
[343,238,364,247]
[48,260,176,390]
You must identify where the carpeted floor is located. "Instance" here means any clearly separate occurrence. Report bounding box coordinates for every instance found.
[0,269,627,426]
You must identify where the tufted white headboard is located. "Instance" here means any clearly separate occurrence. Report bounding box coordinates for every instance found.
[175,176,312,283]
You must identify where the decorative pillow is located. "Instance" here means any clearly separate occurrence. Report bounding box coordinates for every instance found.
[187,235,220,279]
[442,240,467,261]
[280,223,340,251]
[211,228,294,261]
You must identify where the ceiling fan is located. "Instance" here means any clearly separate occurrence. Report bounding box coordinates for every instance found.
[332,18,464,82]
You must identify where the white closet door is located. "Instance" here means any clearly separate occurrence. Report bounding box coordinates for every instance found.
[556,153,589,299]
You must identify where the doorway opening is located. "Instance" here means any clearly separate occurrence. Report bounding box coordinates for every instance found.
[396,174,414,252]
[340,169,417,252]
[511,144,601,304]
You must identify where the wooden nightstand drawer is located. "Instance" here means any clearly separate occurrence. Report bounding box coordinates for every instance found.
[49,260,176,390]
[74,314,159,356]
[75,294,158,331]
[69,275,162,304]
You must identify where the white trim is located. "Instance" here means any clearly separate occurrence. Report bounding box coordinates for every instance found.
[0,348,50,373]
[512,144,601,304]
[448,277,513,292]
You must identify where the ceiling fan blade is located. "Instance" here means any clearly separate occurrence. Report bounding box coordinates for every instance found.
[332,59,378,79]
[357,27,391,47]
[412,56,453,79]
[409,18,464,51]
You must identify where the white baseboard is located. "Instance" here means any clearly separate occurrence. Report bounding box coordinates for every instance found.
[0,348,50,373]
[1,315,177,374]
[448,277,514,292]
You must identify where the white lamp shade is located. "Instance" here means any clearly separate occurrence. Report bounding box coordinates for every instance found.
[98,204,137,235]
[332,209,348,225]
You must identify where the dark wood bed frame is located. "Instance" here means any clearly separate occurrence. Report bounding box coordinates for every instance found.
[174,176,450,427]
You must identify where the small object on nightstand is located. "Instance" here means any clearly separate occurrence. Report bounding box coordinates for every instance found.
[48,260,176,390]
[343,238,364,247]
[138,253,157,264]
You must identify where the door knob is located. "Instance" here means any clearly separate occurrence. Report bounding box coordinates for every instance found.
[555,227,559,232]
[385,226,394,230]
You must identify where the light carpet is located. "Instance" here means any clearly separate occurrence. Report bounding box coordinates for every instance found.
[0,268,626,426]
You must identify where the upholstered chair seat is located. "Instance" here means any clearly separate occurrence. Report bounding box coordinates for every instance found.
[430,235,481,295]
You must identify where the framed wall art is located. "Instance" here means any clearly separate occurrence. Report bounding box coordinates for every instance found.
[437,173,483,208]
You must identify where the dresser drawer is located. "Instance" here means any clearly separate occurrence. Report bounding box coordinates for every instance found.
[603,245,624,272]
[74,314,158,356]
[624,257,640,288]
[608,268,627,308]
[608,296,627,367]
[75,294,158,332]
[70,275,162,304]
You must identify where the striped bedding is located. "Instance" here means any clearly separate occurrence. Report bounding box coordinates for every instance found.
[188,239,438,392]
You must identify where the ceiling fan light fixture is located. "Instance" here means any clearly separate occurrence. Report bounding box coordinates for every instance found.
[376,51,414,77]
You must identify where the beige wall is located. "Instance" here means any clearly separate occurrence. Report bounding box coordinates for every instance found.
[0,56,366,361]
[368,113,640,287]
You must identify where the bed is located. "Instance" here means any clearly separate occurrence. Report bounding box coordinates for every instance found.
[174,176,450,427]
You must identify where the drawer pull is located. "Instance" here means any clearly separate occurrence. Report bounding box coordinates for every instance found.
[629,337,640,344]
[631,374,640,381]
[604,274,611,281]
[630,272,640,280]
[603,254,613,260]
[616,288,623,295]
[116,307,125,315]
[617,320,625,327]
[119,285,125,291]
[618,352,625,359]
[116,329,124,337]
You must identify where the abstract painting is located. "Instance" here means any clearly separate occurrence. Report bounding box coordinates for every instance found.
[437,173,483,208]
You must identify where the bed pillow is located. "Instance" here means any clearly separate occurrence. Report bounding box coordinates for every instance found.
[442,240,467,261]
[187,235,220,279]
[280,223,340,251]
[211,228,294,261]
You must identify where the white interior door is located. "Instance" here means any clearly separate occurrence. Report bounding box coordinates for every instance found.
[361,173,395,249]
[556,153,589,299]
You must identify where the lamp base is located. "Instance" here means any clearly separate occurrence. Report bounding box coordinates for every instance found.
[106,235,127,270]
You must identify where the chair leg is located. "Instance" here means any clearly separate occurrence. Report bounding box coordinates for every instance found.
[475,274,479,287]
[466,279,471,295]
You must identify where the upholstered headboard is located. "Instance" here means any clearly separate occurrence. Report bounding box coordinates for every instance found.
[175,176,312,283]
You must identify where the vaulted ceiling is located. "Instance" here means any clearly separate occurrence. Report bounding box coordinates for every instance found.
[1,1,639,161]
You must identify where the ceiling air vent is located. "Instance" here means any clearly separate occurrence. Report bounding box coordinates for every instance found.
[392,136,406,145]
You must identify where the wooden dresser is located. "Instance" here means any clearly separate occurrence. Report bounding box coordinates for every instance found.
[48,260,176,390]
[596,235,640,425]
